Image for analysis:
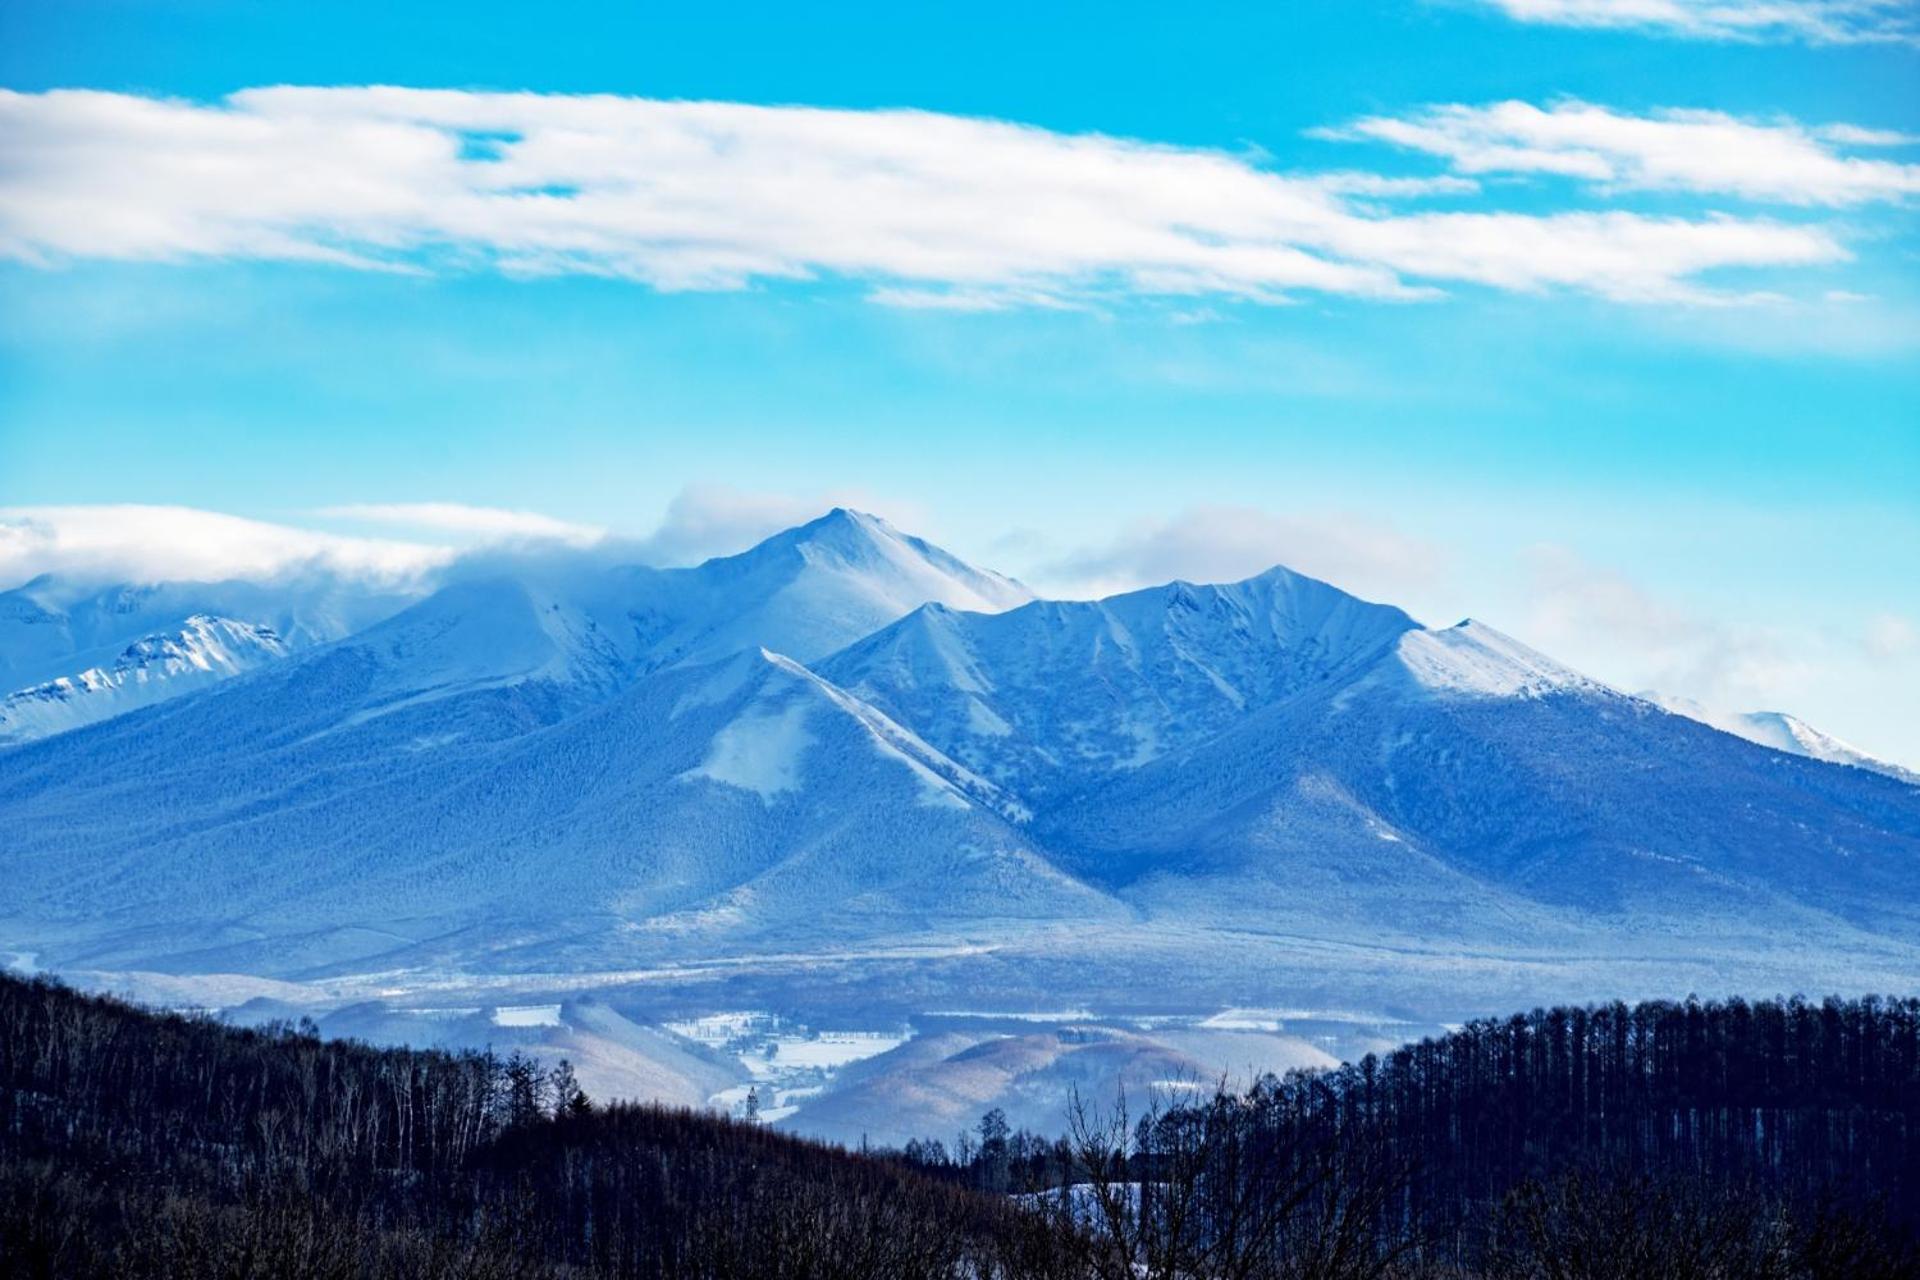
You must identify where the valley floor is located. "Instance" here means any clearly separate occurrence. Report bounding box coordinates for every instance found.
[15,914,1914,1145]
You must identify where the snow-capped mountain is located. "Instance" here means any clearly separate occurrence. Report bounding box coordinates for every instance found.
[0,572,423,744]
[1645,693,1918,786]
[646,508,1032,668]
[223,506,1035,727]
[0,614,291,745]
[0,511,1915,1010]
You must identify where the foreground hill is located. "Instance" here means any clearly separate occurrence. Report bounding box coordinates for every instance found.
[2,974,1912,1279]
[0,972,1026,1280]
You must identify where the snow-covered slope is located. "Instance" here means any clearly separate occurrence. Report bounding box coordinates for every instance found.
[1645,693,1918,786]
[0,615,291,745]
[820,566,1414,800]
[0,642,1118,973]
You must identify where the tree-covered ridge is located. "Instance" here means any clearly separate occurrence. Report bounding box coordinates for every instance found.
[0,972,1024,1278]
[1328,993,1920,1223]
[1,975,1915,1278]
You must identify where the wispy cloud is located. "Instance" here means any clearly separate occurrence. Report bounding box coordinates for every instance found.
[316,502,606,546]
[1471,0,1920,45]
[1864,613,1917,661]
[1323,101,1920,206]
[0,87,1851,307]
[0,505,450,591]
[1033,505,1447,605]
[1519,544,1812,706]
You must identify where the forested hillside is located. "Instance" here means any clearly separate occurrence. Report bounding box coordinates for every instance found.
[1,975,1915,1278]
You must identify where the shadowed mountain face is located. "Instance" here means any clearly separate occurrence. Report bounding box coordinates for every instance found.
[0,511,1915,1007]
[818,566,1418,802]
[1041,623,1920,941]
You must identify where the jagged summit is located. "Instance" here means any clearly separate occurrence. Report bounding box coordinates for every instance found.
[821,561,1418,794]
[0,511,1040,741]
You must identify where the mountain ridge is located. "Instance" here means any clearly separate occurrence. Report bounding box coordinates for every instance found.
[0,510,1914,1012]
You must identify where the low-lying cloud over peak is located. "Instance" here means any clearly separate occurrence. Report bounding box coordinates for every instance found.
[1033,505,1448,607]
[0,491,934,592]
[315,502,607,546]
[0,505,450,591]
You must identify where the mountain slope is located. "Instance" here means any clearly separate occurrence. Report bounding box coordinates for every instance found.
[0,638,1117,974]
[1647,693,1918,786]
[1045,620,1920,943]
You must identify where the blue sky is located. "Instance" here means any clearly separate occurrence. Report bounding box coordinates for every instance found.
[1,0,1917,761]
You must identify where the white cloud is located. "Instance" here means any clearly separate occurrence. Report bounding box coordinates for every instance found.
[0,493,927,592]
[1033,505,1447,605]
[1304,172,1482,198]
[0,504,450,591]
[1324,101,1920,207]
[315,502,606,546]
[0,86,1849,307]
[1473,0,1920,45]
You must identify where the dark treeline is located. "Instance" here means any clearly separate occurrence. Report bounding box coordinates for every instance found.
[0,972,1036,1278]
[2,974,1916,1279]
[897,995,1920,1277]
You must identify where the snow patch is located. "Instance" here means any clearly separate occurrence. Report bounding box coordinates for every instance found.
[682,698,815,799]
[492,1004,563,1027]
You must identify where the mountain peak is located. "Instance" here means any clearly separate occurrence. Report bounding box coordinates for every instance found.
[785,507,909,561]
[728,509,1032,617]
[799,505,885,537]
